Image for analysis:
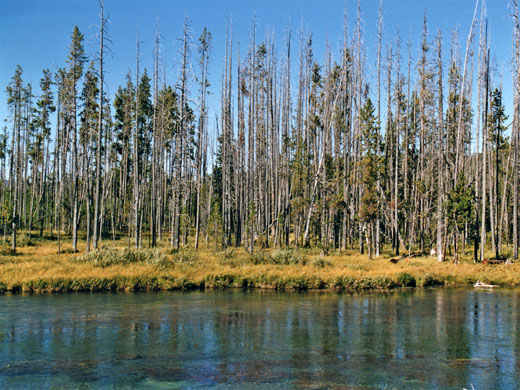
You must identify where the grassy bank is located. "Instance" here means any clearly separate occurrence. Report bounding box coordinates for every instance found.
[0,233,518,293]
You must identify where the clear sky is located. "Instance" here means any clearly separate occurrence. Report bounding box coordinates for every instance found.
[0,0,515,138]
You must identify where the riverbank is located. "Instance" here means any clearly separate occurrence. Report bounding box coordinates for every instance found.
[0,234,518,293]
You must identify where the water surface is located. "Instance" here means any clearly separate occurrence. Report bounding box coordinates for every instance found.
[1,289,519,389]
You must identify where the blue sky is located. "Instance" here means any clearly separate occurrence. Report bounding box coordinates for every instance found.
[0,0,515,139]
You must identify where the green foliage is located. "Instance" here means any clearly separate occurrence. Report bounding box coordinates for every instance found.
[159,85,179,140]
[488,88,508,152]
[419,274,444,287]
[445,60,473,158]
[137,69,153,158]
[333,276,397,291]
[0,200,11,230]
[359,98,380,163]
[198,27,213,59]
[79,62,99,144]
[30,69,55,168]
[67,26,87,81]
[17,235,36,247]
[249,251,268,265]
[113,73,134,161]
[397,273,416,287]
[359,189,379,225]
[359,98,381,225]
[208,201,224,248]
[445,174,474,231]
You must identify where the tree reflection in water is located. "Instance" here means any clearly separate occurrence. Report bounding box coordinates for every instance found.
[0,289,518,389]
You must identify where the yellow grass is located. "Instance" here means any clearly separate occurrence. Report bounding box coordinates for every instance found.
[0,232,518,293]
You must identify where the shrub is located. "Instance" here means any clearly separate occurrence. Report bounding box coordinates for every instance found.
[219,248,236,259]
[311,257,330,268]
[216,248,242,266]
[57,247,76,254]
[0,246,18,256]
[250,252,269,265]
[333,276,397,291]
[205,274,235,288]
[397,273,416,287]
[218,257,244,268]
[420,274,444,287]
[250,250,307,265]
[270,250,306,265]
[17,235,37,247]
[172,250,199,265]
[72,248,169,268]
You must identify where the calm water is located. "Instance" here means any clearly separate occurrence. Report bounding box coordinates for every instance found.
[0,289,519,389]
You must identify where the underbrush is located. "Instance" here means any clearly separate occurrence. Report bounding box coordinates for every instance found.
[0,246,14,256]
[72,247,169,268]
[397,273,417,287]
[17,235,38,247]
[310,257,331,267]
[8,233,58,248]
[250,250,307,265]
[171,250,199,265]
[1,236,519,294]
[57,247,76,254]
[2,276,206,293]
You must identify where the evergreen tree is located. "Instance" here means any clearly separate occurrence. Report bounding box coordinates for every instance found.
[66,26,87,253]
[359,98,381,259]
[445,175,474,263]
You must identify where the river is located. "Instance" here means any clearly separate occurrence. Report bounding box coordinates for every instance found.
[0,289,518,389]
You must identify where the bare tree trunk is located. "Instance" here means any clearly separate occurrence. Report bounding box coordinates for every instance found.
[93,0,105,249]
[134,31,140,248]
[514,0,520,259]
[481,46,490,262]
[375,0,382,257]
[195,28,211,249]
[454,0,479,181]
[436,30,445,262]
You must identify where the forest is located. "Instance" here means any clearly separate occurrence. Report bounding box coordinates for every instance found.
[2,0,519,265]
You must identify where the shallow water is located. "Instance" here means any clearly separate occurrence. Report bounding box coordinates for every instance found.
[0,289,519,389]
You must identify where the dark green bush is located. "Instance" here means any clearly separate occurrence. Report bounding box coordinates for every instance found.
[397,273,416,287]
[17,235,37,247]
[206,274,235,288]
[333,276,397,291]
[421,274,444,287]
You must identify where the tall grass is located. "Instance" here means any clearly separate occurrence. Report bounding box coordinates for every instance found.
[250,250,306,265]
[0,232,519,293]
[72,247,169,268]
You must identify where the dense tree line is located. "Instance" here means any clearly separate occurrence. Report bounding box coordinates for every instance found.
[2,1,519,262]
